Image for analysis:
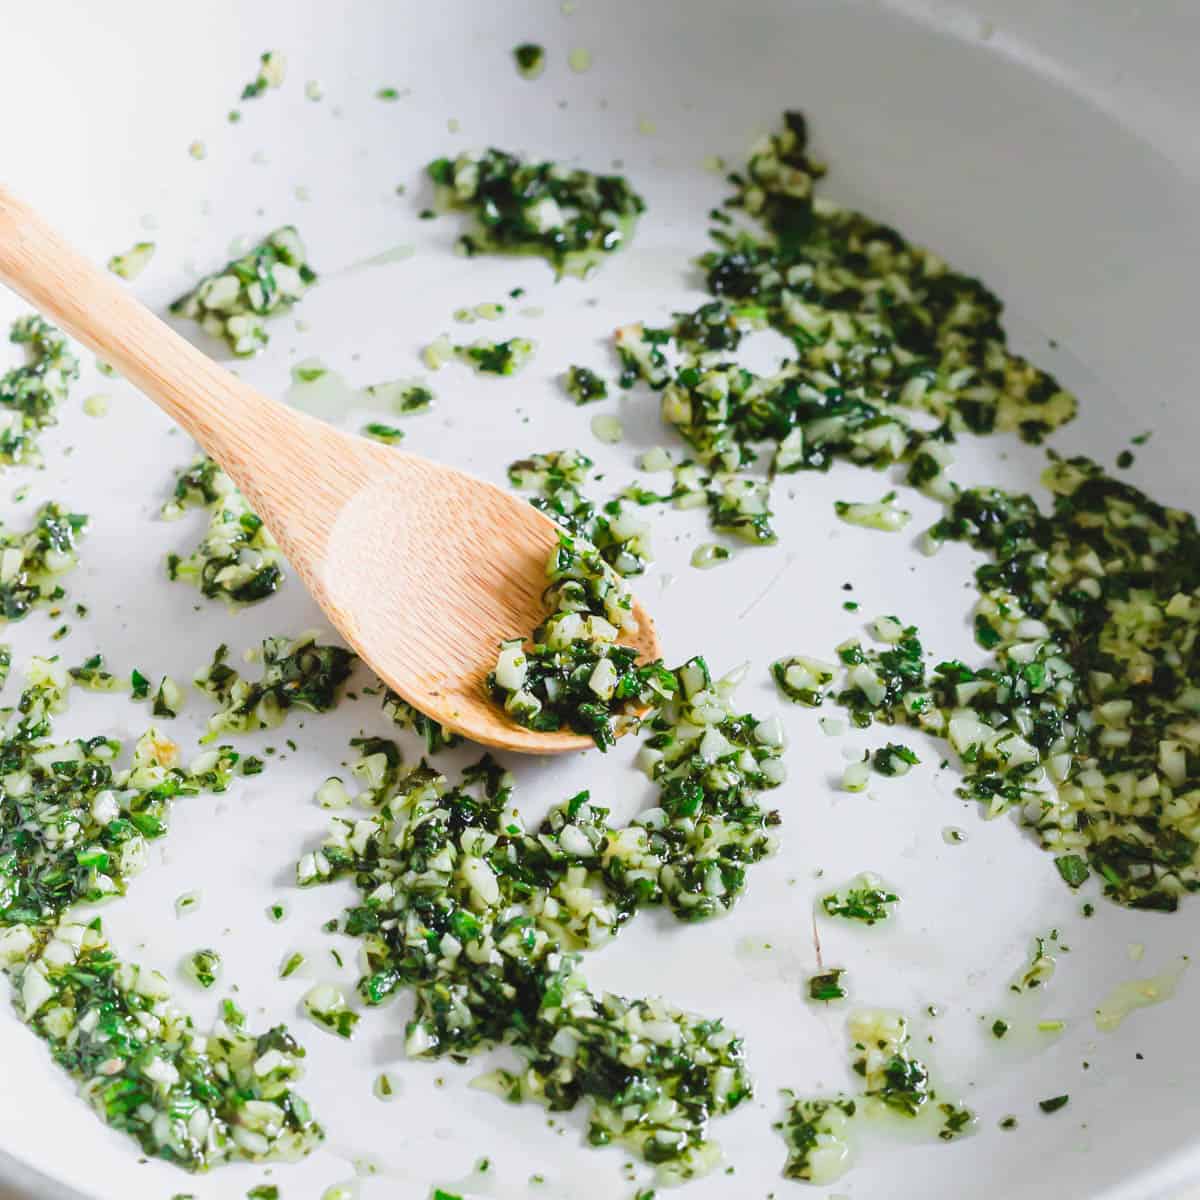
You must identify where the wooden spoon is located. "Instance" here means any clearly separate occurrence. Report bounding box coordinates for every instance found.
[0,187,660,753]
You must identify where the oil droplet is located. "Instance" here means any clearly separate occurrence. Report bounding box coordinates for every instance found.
[942,826,967,845]
[285,359,361,420]
[568,47,593,73]
[1095,958,1187,1032]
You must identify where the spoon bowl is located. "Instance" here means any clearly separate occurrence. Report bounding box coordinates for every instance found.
[304,436,661,751]
[0,186,660,753]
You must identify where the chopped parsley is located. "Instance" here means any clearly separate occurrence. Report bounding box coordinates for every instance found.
[361,422,404,445]
[240,50,287,101]
[563,365,609,405]
[1038,1095,1069,1114]
[513,43,546,79]
[821,874,899,925]
[454,337,535,375]
[808,969,847,1002]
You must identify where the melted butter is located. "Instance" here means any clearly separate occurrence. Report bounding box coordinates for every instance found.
[1094,957,1187,1032]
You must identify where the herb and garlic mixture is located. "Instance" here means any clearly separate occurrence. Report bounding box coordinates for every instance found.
[0,502,87,621]
[163,455,285,606]
[7,48,1198,1196]
[0,316,78,467]
[302,656,785,1177]
[0,659,321,1167]
[107,241,156,281]
[194,632,354,743]
[780,1011,973,1185]
[509,449,652,577]
[170,227,316,356]
[613,112,1076,552]
[453,336,536,376]
[488,531,671,748]
[427,148,646,276]
[382,689,463,755]
[808,453,1200,910]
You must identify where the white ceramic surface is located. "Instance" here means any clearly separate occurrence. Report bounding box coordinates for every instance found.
[1,2,1198,1198]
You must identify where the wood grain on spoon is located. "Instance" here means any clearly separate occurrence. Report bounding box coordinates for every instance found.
[0,186,660,753]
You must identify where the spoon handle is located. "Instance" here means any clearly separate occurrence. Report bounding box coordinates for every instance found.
[0,185,321,507]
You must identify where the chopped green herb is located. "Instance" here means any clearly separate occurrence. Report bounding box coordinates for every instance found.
[808,969,847,1002]
[452,337,535,375]
[152,676,183,719]
[563,365,608,405]
[361,423,404,445]
[362,379,434,414]
[1038,1095,1069,1114]
[240,50,286,101]
[513,43,546,79]
[1054,854,1090,888]
[821,874,899,925]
